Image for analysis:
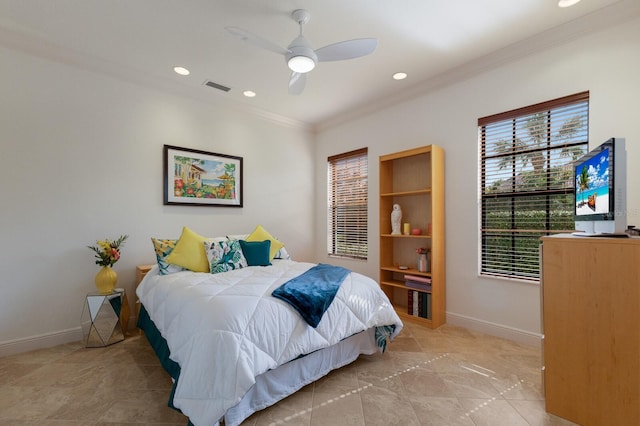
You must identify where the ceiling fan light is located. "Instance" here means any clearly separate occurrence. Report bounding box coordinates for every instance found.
[288,55,316,73]
[558,0,581,7]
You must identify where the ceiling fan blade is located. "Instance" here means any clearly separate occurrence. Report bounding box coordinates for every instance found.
[315,38,378,62]
[288,72,306,95]
[225,26,289,55]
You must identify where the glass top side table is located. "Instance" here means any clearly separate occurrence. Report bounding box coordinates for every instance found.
[80,289,128,347]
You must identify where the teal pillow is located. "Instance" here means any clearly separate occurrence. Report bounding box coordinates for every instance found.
[239,240,271,267]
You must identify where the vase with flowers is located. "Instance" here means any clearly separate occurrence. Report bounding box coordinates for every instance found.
[88,235,128,294]
[416,247,430,272]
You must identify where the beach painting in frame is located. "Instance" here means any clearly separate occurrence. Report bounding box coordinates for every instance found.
[163,145,243,207]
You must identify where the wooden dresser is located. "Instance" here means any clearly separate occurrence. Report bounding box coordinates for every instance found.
[541,234,640,425]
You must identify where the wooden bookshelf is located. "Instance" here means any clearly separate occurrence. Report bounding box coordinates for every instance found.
[379,145,445,328]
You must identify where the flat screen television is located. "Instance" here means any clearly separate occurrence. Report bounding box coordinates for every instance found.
[573,137,626,235]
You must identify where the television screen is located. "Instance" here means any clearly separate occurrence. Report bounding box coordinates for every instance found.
[573,137,626,235]
[574,147,611,217]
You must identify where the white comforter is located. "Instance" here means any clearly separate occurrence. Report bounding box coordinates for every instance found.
[137,260,402,426]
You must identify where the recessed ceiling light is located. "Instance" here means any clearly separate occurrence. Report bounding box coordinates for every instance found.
[393,72,407,80]
[173,66,190,76]
[558,0,581,7]
[243,90,256,98]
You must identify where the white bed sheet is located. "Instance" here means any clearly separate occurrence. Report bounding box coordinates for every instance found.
[137,260,402,426]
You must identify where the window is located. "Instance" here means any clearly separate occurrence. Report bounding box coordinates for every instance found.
[327,148,368,259]
[479,92,589,281]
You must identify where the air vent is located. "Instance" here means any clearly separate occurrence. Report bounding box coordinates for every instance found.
[203,80,231,92]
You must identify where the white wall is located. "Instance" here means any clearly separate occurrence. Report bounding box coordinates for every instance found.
[0,47,315,355]
[315,17,640,344]
[3,15,639,356]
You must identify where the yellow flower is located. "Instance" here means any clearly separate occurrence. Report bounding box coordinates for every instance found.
[88,235,128,267]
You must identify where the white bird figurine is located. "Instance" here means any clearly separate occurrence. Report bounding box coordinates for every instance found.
[391,204,402,235]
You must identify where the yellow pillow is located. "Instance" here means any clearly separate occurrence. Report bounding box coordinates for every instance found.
[165,226,210,272]
[246,225,284,261]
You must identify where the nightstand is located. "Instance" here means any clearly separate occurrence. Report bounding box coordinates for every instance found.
[81,289,129,347]
[134,264,154,329]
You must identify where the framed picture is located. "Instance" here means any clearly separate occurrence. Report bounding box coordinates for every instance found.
[163,145,243,207]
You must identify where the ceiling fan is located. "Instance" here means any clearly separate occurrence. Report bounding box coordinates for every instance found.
[226,9,377,95]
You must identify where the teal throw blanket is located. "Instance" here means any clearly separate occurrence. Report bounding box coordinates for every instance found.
[272,263,350,328]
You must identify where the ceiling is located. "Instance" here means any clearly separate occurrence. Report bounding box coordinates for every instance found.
[1,0,638,130]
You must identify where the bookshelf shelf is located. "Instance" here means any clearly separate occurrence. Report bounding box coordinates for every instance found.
[380,188,431,197]
[380,234,432,239]
[380,266,431,277]
[381,279,433,292]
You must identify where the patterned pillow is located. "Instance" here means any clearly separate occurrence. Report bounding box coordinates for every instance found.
[205,239,248,274]
[226,233,249,241]
[151,238,187,275]
[274,246,291,260]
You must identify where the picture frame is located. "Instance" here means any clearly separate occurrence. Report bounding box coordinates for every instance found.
[163,145,243,207]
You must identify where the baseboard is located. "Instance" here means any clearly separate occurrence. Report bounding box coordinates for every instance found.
[446,312,542,348]
[3,313,541,356]
[0,327,83,357]
[0,314,138,357]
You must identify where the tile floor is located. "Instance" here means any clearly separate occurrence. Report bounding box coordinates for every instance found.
[0,323,578,425]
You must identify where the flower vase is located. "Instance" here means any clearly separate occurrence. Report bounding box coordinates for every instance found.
[95,266,117,294]
[417,253,428,272]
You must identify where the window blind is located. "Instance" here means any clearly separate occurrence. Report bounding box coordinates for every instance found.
[479,92,589,281]
[327,148,368,259]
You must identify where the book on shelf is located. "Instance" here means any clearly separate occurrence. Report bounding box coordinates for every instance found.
[404,274,432,292]
[404,274,431,283]
[407,290,431,320]
[406,280,432,291]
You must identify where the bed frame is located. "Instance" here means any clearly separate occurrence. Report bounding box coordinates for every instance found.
[138,305,380,426]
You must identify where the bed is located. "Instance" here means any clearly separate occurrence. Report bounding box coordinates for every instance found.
[136,230,402,426]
